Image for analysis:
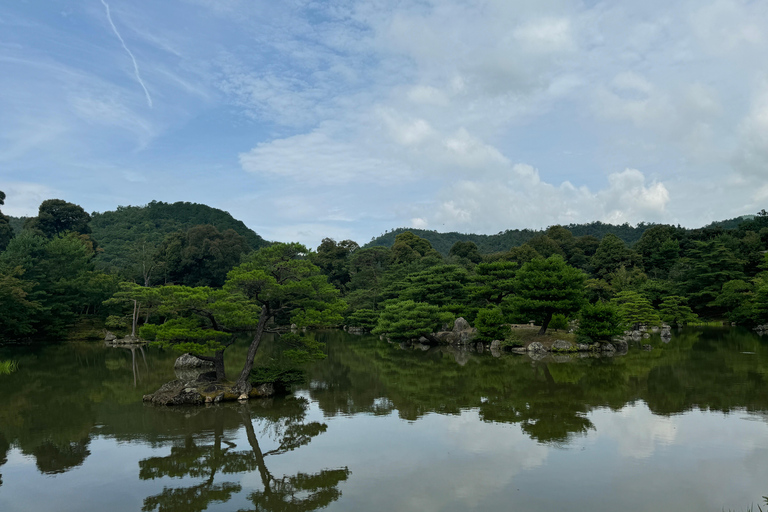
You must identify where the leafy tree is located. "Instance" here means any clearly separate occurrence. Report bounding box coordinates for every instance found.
[448,240,482,265]
[224,243,346,396]
[372,300,453,344]
[549,314,569,332]
[345,246,390,311]
[345,309,379,331]
[389,231,442,265]
[678,237,746,313]
[0,266,41,338]
[658,296,698,325]
[611,291,660,329]
[25,199,92,238]
[0,190,13,251]
[513,256,586,335]
[474,307,507,342]
[399,264,470,307]
[634,225,680,277]
[313,238,358,291]
[578,301,624,342]
[157,224,250,287]
[139,286,259,379]
[506,244,541,265]
[589,233,641,279]
[471,260,518,306]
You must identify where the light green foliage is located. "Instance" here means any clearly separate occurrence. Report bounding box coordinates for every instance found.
[141,317,230,355]
[658,295,698,325]
[578,302,624,342]
[0,360,19,375]
[474,307,507,341]
[372,300,453,341]
[227,243,345,329]
[611,290,660,328]
[549,313,569,331]
[513,256,586,334]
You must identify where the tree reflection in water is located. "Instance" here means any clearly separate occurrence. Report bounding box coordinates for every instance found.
[139,396,350,512]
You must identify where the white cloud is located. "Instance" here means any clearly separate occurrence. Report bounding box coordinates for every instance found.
[0,182,58,217]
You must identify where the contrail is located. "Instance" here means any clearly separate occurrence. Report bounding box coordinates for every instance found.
[100,0,153,108]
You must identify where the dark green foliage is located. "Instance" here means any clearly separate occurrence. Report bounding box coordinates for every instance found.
[590,234,641,279]
[250,364,307,390]
[399,264,470,307]
[156,224,250,287]
[89,200,268,276]
[471,260,518,305]
[513,256,586,334]
[389,231,442,265]
[448,240,482,265]
[678,237,746,313]
[313,238,359,291]
[24,199,92,238]
[345,308,379,330]
[372,300,453,342]
[0,190,12,252]
[474,307,507,341]
[578,302,624,342]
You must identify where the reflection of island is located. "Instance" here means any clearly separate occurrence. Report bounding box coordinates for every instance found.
[139,397,350,512]
[308,328,768,444]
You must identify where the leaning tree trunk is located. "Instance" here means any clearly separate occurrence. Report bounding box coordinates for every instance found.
[212,350,226,381]
[538,311,553,335]
[232,308,270,398]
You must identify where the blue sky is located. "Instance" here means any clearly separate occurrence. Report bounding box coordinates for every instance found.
[2,0,768,248]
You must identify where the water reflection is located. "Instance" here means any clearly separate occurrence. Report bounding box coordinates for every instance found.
[138,398,350,512]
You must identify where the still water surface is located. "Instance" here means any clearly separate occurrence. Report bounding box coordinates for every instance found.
[1,328,767,511]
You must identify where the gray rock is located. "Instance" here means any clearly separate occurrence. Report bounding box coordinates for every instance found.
[490,340,502,351]
[551,340,574,352]
[476,342,484,353]
[577,343,591,351]
[642,344,653,351]
[174,353,215,370]
[527,341,547,353]
[104,331,117,341]
[453,317,471,332]
[613,340,628,353]
[642,333,651,339]
[143,380,203,406]
[510,347,527,355]
[601,342,616,353]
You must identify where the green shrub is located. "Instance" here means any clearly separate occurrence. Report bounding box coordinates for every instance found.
[578,302,624,342]
[475,307,507,341]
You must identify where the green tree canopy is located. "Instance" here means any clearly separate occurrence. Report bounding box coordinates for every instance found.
[372,300,453,343]
[513,256,586,335]
[578,301,624,342]
[611,290,660,329]
[25,199,92,238]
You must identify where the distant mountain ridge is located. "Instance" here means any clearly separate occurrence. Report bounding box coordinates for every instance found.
[364,216,758,255]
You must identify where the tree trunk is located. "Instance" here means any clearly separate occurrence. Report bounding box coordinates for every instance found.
[232,308,270,397]
[538,311,553,335]
[213,350,226,381]
[131,300,139,337]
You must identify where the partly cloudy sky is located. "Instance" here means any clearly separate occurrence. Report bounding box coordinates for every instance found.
[2,0,768,247]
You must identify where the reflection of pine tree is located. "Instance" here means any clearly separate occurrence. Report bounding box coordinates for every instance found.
[139,398,349,512]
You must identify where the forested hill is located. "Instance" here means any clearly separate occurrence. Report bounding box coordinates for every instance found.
[365,222,656,255]
[365,218,755,255]
[89,201,270,271]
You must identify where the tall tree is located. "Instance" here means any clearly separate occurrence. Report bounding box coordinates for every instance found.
[0,191,13,251]
[25,199,92,238]
[590,233,641,279]
[224,243,346,397]
[513,256,586,335]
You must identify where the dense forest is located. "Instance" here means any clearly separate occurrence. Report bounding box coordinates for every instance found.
[1,190,767,366]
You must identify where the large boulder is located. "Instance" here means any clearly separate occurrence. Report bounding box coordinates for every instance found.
[551,340,574,352]
[453,317,471,332]
[143,380,204,406]
[174,353,214,369]
[527,341,547,354]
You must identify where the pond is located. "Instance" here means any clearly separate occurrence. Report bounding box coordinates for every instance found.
[1,328,767,511]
